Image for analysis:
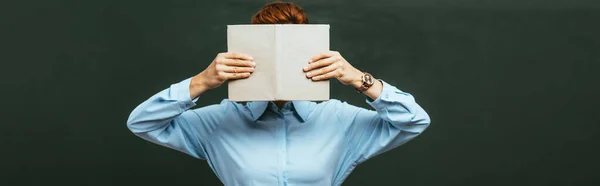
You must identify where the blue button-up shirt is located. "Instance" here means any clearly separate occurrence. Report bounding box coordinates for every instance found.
[127,78,430,186]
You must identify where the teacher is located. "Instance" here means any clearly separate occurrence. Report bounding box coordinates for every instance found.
[127,1,431,186]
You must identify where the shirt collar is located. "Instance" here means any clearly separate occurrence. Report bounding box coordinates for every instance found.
[248,101,310,122]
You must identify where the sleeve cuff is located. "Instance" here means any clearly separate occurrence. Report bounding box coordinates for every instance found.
[169,77,198,110]
[365,80,411,111]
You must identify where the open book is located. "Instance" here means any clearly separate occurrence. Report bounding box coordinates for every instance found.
[227,24,330,101]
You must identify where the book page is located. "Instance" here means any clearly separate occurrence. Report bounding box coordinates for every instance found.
[227,24,330,101]
[277,25,330,101]
[227,25,277,101]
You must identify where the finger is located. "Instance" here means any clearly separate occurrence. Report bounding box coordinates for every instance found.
[306,61,341,78]
[309,51,339,63]
[311,68,342,81]
[218,72,252,80]
[220,52,254,60]
[219,58,256,67]
[303,55,340,72]
[220,65,255,73]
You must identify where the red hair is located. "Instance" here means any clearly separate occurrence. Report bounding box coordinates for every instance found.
[251,1,308,24]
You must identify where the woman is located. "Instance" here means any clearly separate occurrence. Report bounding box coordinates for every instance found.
[127,2,431,186]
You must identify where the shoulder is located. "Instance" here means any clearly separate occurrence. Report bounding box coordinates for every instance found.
[317,99,359,110]
[312,99,360,119]
[316,99,342,108]
[306,99,341,112]
[220,99,257,119]
[218,99,248,113]
[183,99,258,125]
[186,99,242,116]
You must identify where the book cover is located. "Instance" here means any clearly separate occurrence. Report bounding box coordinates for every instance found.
[227,24,330,101]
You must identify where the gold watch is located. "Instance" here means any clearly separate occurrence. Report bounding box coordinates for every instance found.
[356,72,375,92]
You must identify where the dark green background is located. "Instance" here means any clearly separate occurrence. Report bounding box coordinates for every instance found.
[2,0,599,185]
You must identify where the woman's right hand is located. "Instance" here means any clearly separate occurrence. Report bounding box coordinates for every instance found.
[189,52,256,98]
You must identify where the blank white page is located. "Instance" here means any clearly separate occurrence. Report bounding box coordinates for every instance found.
[227,24,330,101]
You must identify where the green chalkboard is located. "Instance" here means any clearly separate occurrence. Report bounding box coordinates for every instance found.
[2,0,599,185]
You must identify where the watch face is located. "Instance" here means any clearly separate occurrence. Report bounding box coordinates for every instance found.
[364,73,374,85]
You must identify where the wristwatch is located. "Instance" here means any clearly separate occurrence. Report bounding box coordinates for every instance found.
[356,72,375,92]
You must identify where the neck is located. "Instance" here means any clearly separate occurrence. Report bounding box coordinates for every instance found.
[273,101,288,110]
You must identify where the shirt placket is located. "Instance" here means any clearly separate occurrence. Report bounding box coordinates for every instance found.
[271,103,289,186]
[281,110,289,186]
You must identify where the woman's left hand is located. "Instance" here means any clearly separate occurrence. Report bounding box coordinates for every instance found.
[303,51,364,89]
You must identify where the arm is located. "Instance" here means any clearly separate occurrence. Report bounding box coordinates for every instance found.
[126,52,256,159]
[126,78,226,159]
[338,81,430,163]
[304,51,431,163]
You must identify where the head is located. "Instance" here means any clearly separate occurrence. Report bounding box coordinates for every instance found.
[252,1,308,24]
[252,1,308,108]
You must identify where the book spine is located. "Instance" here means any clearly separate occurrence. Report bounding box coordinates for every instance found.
[226,26,232,99]
[274,25,282,100]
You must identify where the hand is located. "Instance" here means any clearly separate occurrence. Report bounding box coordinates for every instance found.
[303,51,364,89]
[190,52,255,98]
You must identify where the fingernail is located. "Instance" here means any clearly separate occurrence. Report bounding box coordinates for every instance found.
[306,72,311,77]
[248,56,254,60]
[308,59,312,63]
[303,66,308,71]
[251,62,256,66]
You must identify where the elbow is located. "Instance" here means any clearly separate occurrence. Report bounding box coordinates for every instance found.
[414,105,431,125]
[125,110,171,136]
[409,102,431,126]
[126,117,135,131]
[419,111,431,126]
[126,117,137,134]
[415,109,431,133]
[407,108,431,134]
[126,112,144,134]
[126,120,149,138]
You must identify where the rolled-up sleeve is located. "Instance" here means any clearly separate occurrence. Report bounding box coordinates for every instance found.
[340,80,431,163]
[126,78,227,160]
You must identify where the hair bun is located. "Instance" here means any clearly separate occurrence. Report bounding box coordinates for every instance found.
[252,2,308,24]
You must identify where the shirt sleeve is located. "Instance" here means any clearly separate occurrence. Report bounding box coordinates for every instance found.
[126,78,227,160]
[339,80,431,164]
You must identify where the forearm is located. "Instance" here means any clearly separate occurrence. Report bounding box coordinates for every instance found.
[189,74,211,99]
